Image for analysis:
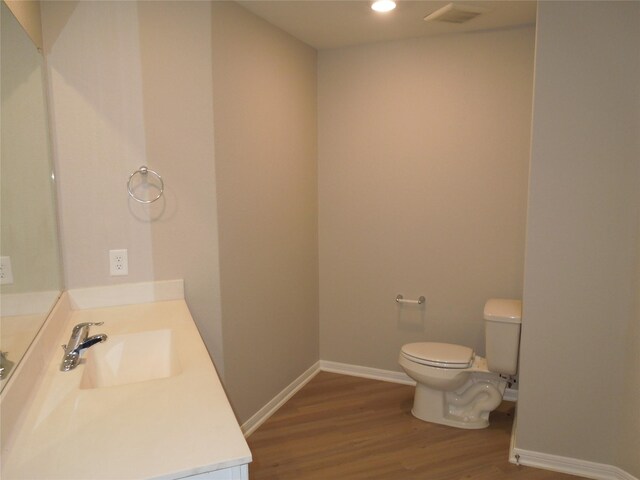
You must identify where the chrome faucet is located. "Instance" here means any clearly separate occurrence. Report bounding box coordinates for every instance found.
[60,322,108,371]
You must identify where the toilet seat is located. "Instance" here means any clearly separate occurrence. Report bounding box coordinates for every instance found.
[401,342,474,369]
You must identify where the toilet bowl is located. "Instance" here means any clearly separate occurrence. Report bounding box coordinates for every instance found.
[399,343,506,428]
[399,299,521,429]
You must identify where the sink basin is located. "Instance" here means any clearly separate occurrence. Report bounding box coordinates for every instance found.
[80,329,181,389]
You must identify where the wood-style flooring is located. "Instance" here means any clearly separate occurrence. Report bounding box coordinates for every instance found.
[247,372,584,480]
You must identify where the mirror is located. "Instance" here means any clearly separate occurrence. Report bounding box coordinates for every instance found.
[0,1,63,391]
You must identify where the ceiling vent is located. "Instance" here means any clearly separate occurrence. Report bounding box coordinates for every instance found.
[424,3,490,24]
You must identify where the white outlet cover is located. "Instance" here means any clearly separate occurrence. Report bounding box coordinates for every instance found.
[0,256,14,285]
[109,249,128,276]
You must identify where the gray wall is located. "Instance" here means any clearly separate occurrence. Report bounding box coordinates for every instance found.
[42,0,224,375]
[42,1,319,423]
[210,1,318,423]
[318,27,535,370]
[516,1,640,475]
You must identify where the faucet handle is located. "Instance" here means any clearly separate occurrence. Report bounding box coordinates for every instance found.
[72,321,104,333]
[76,321,104,328]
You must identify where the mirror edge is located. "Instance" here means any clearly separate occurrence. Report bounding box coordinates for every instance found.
[1,0,64,391]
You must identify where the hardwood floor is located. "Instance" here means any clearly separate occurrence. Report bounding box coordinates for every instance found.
[247,372,584,479]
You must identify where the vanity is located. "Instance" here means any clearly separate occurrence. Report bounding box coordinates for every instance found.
[0,281,251,480]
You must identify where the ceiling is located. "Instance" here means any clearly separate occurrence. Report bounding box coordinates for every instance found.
[237,1,537,50]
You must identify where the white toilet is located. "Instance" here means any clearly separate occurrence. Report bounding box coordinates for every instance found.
[399,298,522,429]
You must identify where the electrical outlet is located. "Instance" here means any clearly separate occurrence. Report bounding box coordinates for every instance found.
[109,249,128,276]
[0,256,14,285]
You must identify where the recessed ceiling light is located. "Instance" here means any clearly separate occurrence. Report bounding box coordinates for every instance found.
[371,0,396,13]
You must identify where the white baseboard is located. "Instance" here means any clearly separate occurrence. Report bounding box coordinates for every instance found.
[319,360,416,385]
[241,361,320,437]
[510,447,638,480]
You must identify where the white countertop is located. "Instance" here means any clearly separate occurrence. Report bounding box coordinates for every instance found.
[1,297,251,479]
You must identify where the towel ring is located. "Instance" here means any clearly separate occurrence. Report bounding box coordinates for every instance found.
[127,166,164,204]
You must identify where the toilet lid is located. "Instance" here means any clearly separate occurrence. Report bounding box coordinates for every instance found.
[401,342,474,368]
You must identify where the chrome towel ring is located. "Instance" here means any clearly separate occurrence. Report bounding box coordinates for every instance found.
[127,166,164,204]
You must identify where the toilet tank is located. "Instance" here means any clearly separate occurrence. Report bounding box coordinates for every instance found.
[484,299,522,375]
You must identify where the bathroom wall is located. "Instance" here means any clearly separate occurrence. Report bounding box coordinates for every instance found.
[136,2,225,379]
[40,0,317,422]
[318,27,535,371]
[41,1,225,372]
[42,0,318,424]
[211,2,319,423]
[516,1,640,475]
[43,1,154,288]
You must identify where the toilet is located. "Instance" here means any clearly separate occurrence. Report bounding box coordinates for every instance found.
[399,298,522,429]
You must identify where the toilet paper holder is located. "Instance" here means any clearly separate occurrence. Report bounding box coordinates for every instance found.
[396,294,426,305]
